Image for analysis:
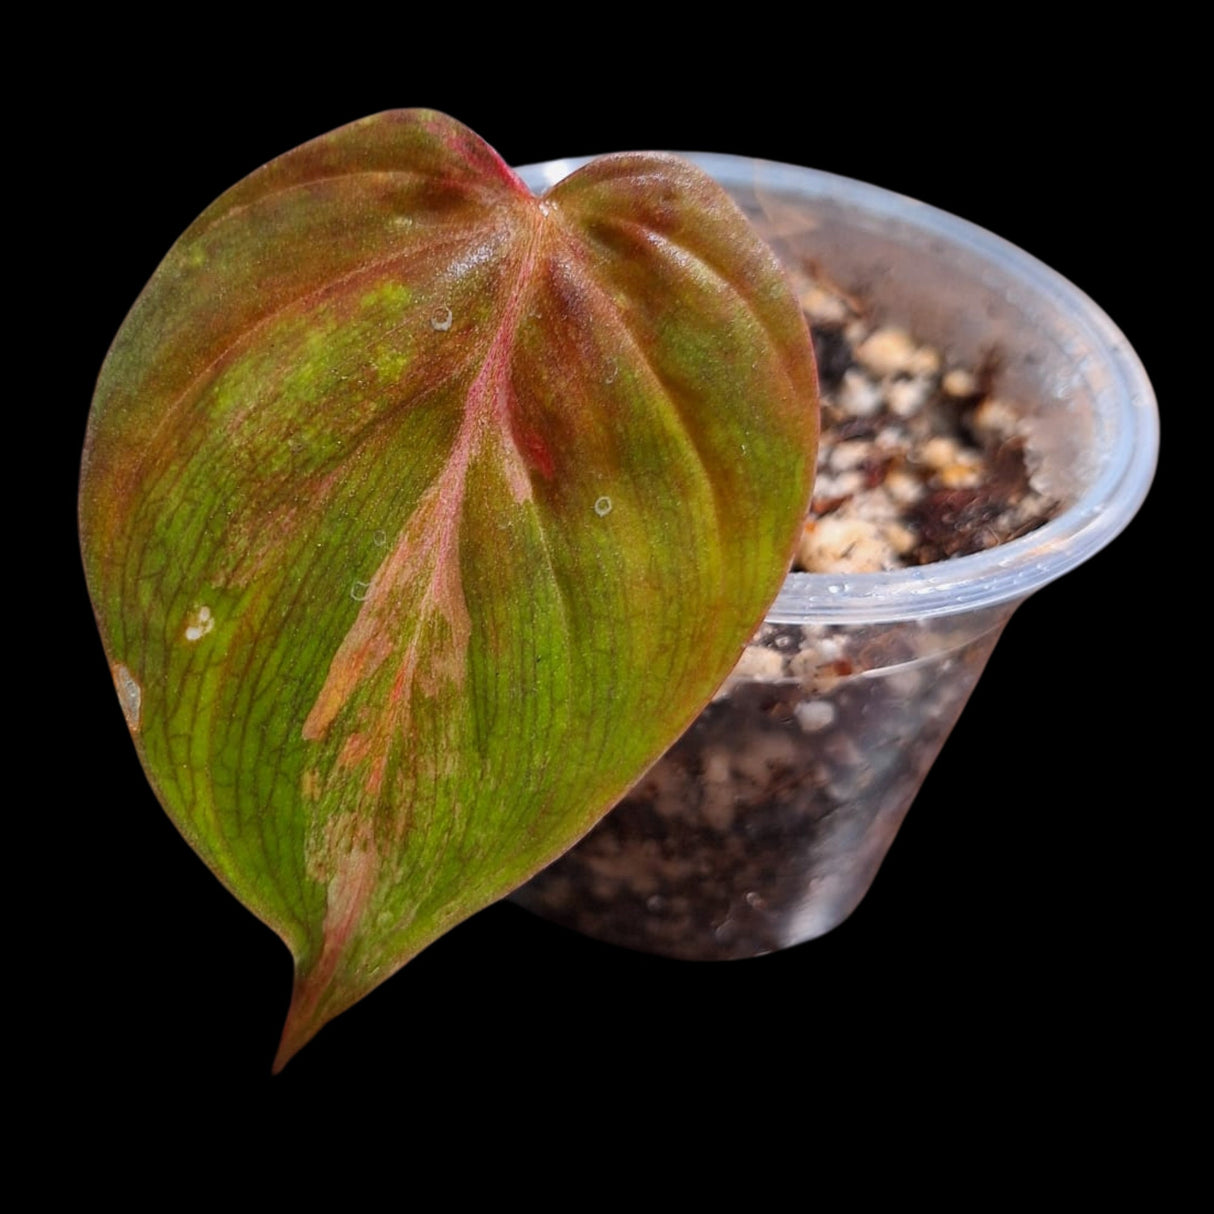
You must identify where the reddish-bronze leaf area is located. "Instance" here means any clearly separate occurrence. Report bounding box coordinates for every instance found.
[79,110,818,1069]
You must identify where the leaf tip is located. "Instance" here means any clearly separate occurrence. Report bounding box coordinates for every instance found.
[271,1021,307,1075]
[272,982,328,1074]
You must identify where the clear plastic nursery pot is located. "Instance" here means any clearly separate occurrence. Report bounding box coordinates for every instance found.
[509,153,1159,961]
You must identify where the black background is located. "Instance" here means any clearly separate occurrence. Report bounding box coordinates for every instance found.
[46,50,1173,1131]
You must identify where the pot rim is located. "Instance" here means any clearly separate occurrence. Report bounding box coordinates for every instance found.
[516,153,1159,625]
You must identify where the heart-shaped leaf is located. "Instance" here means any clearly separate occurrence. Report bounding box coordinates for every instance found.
[79,110,818,1068]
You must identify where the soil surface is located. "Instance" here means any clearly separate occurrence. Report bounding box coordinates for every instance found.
[792,268,1057,573]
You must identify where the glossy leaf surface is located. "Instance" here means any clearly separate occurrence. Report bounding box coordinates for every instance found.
[79,110,817,1068]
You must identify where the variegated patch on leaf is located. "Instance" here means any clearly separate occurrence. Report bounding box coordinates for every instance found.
[79,109,818,1069]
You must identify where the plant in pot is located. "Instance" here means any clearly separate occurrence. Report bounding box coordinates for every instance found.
[79,110,1157,1071]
